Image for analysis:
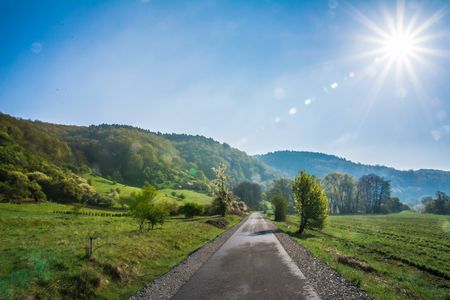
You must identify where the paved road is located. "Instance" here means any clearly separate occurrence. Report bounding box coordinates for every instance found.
[173,213,320,300]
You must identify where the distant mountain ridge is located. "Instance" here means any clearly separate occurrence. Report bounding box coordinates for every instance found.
[256,150,450,205]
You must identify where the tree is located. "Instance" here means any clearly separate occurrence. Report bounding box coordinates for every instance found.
[322,173,358,214]
[265,178,294,212]
[259,200,273,214]
[272,196,288,221]
[211,163,232,216]
[381,197,410,214]
[180,202,205,218]
[130,185,168,231]
[292,171,328,234]
[357,174,391,214]
[423,191,450,214]
[233,181,262,210]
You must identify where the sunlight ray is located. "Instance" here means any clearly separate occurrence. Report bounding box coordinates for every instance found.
[410,7,448,38]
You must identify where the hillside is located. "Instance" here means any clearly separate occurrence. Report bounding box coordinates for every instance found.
[257,151,450,204]
[0,113,278,202]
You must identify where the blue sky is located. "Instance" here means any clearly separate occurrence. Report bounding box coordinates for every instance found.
[1,0,450,170]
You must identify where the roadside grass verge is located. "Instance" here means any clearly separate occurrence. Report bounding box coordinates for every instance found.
[273,213,450,300]
[0,202,240,299]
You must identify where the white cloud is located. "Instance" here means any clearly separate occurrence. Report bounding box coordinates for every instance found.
[304,98,312,105]
[431,125,450,141]
[349,71,355,78]
[288,107,297,115]
[274,117,281,123]
[331,82,338,89]
[273,87,286,100]
[431,130,441,141]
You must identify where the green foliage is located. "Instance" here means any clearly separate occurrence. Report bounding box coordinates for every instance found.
[211,163,232,217]
[322,173,359,214]
[232,181,262,210]
[1,113,279,196]
[180,202,205,218]
[292,171,328,234]
[130,185,168,231]
[160,200,180,216]
[258,150,450,205]
[422,191,450,214]
[271,196,288,221]
[264,178,294,213]
[163,134,278,186]
[259,200,273,214]
[358,174,391,214]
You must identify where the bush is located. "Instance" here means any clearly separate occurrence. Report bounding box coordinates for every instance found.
[272,196,288,221]
[160,200,180,216]
[180,202,204,218]
[259,200,273,215]
[130,185,168,231]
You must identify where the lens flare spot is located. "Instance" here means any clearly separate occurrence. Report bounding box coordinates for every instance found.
[288,107,297,115]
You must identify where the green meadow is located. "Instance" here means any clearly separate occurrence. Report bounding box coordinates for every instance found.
[83,174,212,208]
[0,202,240,299]
[274,212,450,300]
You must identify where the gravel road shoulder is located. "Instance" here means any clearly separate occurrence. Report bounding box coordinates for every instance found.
[130,217,247,300]
[274,227,372,300]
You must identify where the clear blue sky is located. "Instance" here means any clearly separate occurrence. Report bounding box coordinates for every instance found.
[1,0,450,170]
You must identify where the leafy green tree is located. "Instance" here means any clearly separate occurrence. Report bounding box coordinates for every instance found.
[211,163,232,216]
[381,196,410,213]
[357,174,391,214]
[180,202,205,218]
[271,196,288,221]
[259,200,273,214]
[322,173,359,214]
[292,171,328,234]
[423,191,450,214]
[265,178,293,212]
[130,185,168,231]
[233,181,262,210]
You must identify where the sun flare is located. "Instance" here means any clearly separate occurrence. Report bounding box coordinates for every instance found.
[349,0,449,99]
[383,32,415,60]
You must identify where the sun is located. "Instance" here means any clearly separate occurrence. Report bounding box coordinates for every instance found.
[383,32,415,60]
[349,0,448,96]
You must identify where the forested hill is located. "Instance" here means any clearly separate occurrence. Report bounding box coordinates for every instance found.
[257,151,450,204]
[0,113,278,192]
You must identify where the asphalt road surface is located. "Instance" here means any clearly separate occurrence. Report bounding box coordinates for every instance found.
[173,212,320,300]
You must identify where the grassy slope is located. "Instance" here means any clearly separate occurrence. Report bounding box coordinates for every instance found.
[0,203,240,299]
[274,212,450,300]
[83,174,212,207]
[82,174,142,198]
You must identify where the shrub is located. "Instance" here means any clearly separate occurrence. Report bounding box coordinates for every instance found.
[272,196,288,221]
[259,200,273,214]
[130,185,168,231]
[160,200,180,216]
[180,202,204,218]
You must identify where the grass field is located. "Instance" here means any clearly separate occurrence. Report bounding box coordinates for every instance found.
[83,174,212,208]
[274,212,450,300]
[0,202,240,299]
